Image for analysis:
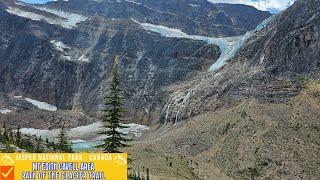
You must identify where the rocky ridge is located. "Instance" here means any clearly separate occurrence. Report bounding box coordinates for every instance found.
[0,0,271,128]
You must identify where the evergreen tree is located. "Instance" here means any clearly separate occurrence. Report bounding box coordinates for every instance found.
[56,124,72,152]
[98,64,130,153]
[9,129,13,141]
[3,123,8,142]
[16,125,21,147]
[35,137,43,153]
[146,168,150,180]
[50,141,57,151]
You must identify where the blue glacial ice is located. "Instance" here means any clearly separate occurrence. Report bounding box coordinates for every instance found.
[133,15,275,72]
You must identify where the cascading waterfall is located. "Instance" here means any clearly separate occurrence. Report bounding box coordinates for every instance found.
[164,102,171,125]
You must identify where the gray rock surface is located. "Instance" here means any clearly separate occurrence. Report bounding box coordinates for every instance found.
[162,0,320,124]
[0,0,270,127]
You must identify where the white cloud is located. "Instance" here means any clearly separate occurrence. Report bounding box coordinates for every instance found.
[207,0,295,12]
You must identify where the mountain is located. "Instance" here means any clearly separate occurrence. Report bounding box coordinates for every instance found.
[0,0,271,128]
[163,0,320,123]
[128,0,320,179]
[0,0,319,179]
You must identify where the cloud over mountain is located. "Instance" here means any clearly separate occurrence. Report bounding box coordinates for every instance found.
[207,0,295,13]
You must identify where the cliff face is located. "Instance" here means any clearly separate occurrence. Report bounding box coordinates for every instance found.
[162,0,320,124]
[0,0,270,126]
[128,1,320,179]
[45,0,271,37]
[238,0,320,76]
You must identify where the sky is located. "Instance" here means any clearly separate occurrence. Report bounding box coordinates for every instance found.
[20,0,295,13]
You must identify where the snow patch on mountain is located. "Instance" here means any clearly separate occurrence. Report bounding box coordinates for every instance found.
[33,6,88,28]
[25,98,57,111]
[6,6,58,24]
[5,5,87,29]
[20,122,149,150]
[124,0,141,5]
[0,109,12,114]
[50,40,69,52]
[189,4,200,7]
[77,54,89,62]
[50,40,71,60]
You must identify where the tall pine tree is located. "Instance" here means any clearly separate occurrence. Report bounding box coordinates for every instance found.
[35,136,43,153]
[56,124,73,153]
[16,125,21,147]
[3,122,8,143]
[99,64,130,153]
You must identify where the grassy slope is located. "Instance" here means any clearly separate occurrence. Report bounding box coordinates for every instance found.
[128,81,320,179]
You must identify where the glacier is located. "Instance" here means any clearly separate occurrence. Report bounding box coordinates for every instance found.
[133,19,246,72]
[6,5,87,29]
[133,15,275,72]
[33,6,88,28]
[25,98,58,111]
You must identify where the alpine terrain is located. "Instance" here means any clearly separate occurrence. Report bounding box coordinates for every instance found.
[0,0,319,179]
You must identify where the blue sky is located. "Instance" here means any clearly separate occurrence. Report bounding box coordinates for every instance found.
[20,0,295,13]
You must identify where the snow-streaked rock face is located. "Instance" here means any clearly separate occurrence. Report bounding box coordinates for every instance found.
[33,6,88,28]
[5,6,88,29]
[20,122,149,150]
[77,54,89,62]
[50,40,69,52]
[50,40,91,62]
[50,40,71,60]
[0,0,271,126]
[134,15,276,73]
[160,15,277,124]
[25,98,57,111]
[0,109,12,114]
[124,0,141,5]
[6,6,60,24]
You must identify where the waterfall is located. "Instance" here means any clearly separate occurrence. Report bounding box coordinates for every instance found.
[135,15,277,127]
[164,103,171,125]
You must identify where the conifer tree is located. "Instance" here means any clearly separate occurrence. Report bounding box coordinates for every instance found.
[16,125,21,147]
[9,129,13,141]
[56,124,72,152]
[146,168,150,180]
[3,123,8,142]
[51,141,57,151]
[35,137,43,153]
[99,64,130,153]
[3,123,9,142]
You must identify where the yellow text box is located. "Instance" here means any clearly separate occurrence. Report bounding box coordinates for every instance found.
[0,153,127,180]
